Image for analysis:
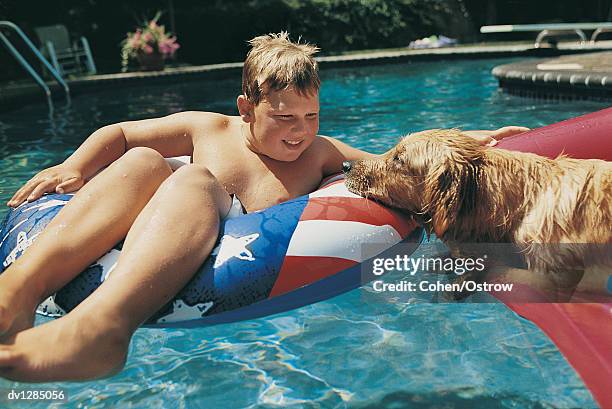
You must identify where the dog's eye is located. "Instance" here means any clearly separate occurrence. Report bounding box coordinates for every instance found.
[392,154,402,163]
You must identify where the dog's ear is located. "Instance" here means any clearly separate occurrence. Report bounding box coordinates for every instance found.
[424,141,482,239]
[426,168,455,237]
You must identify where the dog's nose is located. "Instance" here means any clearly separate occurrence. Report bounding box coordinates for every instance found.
[342,161,352,173]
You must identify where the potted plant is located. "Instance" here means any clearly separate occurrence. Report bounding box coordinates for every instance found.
[121,12,180,71]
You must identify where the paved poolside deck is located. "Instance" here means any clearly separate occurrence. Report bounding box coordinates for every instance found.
[2,40,612,110]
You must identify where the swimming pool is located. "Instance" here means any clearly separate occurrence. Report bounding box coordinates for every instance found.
[0,58,608,408]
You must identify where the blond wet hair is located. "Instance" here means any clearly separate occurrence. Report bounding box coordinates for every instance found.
[242,32,320,104]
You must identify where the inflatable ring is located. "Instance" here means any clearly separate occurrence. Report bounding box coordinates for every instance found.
[0,174,421,327]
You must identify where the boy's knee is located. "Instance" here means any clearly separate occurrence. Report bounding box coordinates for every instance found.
[163,164,227,199]
[119,147,172,177]
[163,165,230,213]
[171,164,217,186]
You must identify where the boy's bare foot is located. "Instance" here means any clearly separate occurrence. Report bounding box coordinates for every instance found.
[0,312,130,382]
[0,305,35,342]
[0,273,41,340]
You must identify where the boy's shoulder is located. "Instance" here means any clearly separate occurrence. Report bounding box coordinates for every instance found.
[175,111,240,143]
[313,135,376,176]
[307,135,340,161]
[312,134,372,159]
[175,111,234,130]
[309,135,371,176]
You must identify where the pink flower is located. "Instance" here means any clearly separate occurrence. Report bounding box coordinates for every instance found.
[159,44,170,55]
[158,36,180,56]
[143,32,153,43]
[143,44,153,54]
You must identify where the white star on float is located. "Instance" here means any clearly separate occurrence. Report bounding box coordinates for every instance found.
[212,233,260,268]
[158,299,214,323]
[2,230,41,268]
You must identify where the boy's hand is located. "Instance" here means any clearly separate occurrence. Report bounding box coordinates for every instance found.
[462,126,530,147]
[7,164,84,208]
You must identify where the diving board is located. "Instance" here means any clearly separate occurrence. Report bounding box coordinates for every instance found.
[481,22,612,48]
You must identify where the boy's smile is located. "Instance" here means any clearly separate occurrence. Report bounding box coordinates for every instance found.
[238,87,320,162]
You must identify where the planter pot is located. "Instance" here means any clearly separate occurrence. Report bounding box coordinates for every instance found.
[136,51,164,71]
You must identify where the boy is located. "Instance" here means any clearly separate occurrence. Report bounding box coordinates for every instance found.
[0,32,525,382]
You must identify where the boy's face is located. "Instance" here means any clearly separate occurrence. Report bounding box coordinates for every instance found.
[240,87,320,162]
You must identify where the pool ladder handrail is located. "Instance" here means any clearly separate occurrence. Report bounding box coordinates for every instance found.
[0,20,70,102]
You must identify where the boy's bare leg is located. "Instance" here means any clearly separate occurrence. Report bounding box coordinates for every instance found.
[0,147,173,339]
[0,164,231,381]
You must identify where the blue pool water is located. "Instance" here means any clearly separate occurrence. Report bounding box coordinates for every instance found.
[0,58,608,408]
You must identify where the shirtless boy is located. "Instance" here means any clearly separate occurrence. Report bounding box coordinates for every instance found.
[0,32,525,382]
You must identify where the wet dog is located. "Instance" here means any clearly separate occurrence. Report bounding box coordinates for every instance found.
[344,129,612,301]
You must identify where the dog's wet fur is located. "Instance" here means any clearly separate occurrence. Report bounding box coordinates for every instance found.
[345,129,612,301]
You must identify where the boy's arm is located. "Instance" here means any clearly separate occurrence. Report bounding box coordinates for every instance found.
[317,125,529,177]
[8,111,214,207]
[319,135,376,177]
[65,111,207,179]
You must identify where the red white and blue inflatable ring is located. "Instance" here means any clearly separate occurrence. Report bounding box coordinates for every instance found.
[0,174,421,327]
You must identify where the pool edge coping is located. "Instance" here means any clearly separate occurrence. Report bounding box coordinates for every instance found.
[3,41,612,111]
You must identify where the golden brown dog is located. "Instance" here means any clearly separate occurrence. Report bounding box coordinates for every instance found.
[344,129,612,300]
